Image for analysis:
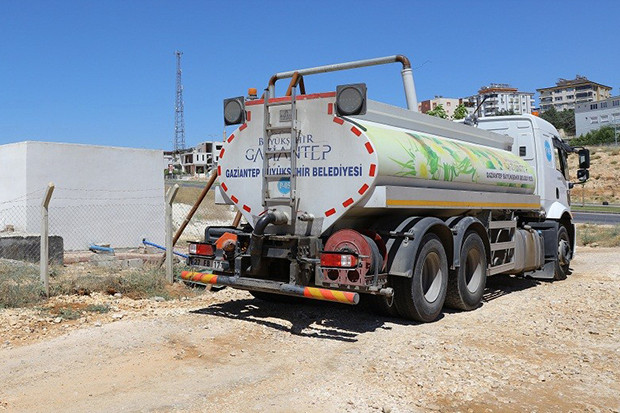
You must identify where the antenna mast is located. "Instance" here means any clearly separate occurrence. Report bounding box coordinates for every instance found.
[174,50,186,152]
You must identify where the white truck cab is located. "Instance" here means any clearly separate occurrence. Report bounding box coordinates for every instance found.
[474,115,572,220]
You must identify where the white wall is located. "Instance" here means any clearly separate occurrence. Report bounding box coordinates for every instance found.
[0,142,29,231]
[0,141,165,250]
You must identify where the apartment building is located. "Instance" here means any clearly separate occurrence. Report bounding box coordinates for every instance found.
[177,141,224,176]
[537,75,612,113]
[463,84,534,117]
[574,95,620,136]
[418,96,463,118]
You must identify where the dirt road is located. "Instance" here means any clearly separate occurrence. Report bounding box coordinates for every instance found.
[1,247,619,412]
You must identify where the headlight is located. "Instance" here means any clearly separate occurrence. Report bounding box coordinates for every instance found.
[223,96,246,125]
[336,83,367,116]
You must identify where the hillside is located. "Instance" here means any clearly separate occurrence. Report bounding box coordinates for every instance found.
[568,145,620,205]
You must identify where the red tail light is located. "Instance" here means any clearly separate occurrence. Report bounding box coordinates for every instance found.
[320,252,358,268]
[188,243,215,257]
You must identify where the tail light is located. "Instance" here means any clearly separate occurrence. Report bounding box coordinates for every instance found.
[320,252,358,269]
[188,242,215,257]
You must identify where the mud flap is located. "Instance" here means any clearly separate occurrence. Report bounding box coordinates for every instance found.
[527,221,558,280]
[387,216,448,278]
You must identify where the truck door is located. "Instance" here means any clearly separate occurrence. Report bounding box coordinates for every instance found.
[552,137,570,208]
[537,131,570,215]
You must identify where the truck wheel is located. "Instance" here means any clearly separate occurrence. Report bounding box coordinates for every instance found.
[554,225,571,280]
[393,233,448,322]
[445,231,487,311]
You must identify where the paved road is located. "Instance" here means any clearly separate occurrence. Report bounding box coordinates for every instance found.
[573,212,620,225]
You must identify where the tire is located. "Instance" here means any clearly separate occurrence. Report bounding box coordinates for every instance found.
[393,233,449,322]
[554,225,571,280]
[445,231,487,311]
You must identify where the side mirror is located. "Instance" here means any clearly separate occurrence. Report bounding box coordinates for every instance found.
[578,148,590,169]
[577,169,589,183]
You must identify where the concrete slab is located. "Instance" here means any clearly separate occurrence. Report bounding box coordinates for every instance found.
[0,235,63,264]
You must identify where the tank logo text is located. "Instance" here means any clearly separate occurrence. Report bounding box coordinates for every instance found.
[225,168,261,178]
[312,165,363,177]
[244,135,332,162]
[485,171,534,182]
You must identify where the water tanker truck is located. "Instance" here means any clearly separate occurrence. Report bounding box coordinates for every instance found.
[181,55,591,322]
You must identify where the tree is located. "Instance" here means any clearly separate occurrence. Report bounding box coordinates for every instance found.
[540,107,576,136]
[452,104,469,120]
[540,106,560,127]
[426,103,448,119]
[558,109,576,136]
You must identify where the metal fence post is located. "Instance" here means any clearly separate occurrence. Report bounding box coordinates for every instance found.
[40,182,55,297]
[165,184,180,283]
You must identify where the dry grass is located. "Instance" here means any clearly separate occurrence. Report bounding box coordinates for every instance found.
[1,259,199,309]
[0,260,43,308]
[173,185,205,205]
[569,145,620,204]
[172,186,237,224]
[577,224,620,247]
[50,264,195,300]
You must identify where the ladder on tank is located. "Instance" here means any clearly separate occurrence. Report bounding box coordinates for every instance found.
[261,86,300,224]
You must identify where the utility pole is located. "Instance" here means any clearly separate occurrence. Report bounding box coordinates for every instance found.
[174,50,186,152]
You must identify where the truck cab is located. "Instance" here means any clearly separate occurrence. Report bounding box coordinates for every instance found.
[474,115,572,220]
[473,114,591,282]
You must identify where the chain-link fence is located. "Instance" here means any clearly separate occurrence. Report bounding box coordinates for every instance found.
[49,186,165,251]
[1,183,166,271]
[168,180,238,255]
[1,177,235,297]
[0,188,46,264]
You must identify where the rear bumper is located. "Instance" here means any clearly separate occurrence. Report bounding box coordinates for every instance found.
[180,271,359,305]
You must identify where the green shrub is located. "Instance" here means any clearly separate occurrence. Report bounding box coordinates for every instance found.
[571,126,616,146]
[85,304,110,313]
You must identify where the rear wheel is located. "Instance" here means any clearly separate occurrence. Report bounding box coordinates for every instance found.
[393,233,448,322]
[445,231,487,311]
[554,225,571,280]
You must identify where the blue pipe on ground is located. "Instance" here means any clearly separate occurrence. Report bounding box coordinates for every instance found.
[142,238,188,259]
[89,244,114,253]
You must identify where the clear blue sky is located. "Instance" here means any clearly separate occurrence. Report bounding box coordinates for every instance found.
[1,0,618,150]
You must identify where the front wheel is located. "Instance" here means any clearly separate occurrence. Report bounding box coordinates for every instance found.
[554,225,571,280]
[393,233,449,322]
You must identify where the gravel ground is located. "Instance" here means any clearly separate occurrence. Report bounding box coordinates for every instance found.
[0,247,618,412]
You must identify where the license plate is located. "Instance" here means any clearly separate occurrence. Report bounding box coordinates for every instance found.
[190,257,225,271]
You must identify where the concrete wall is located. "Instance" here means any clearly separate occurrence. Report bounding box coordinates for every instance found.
[0,141,165,250]
[0,142,28,232]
